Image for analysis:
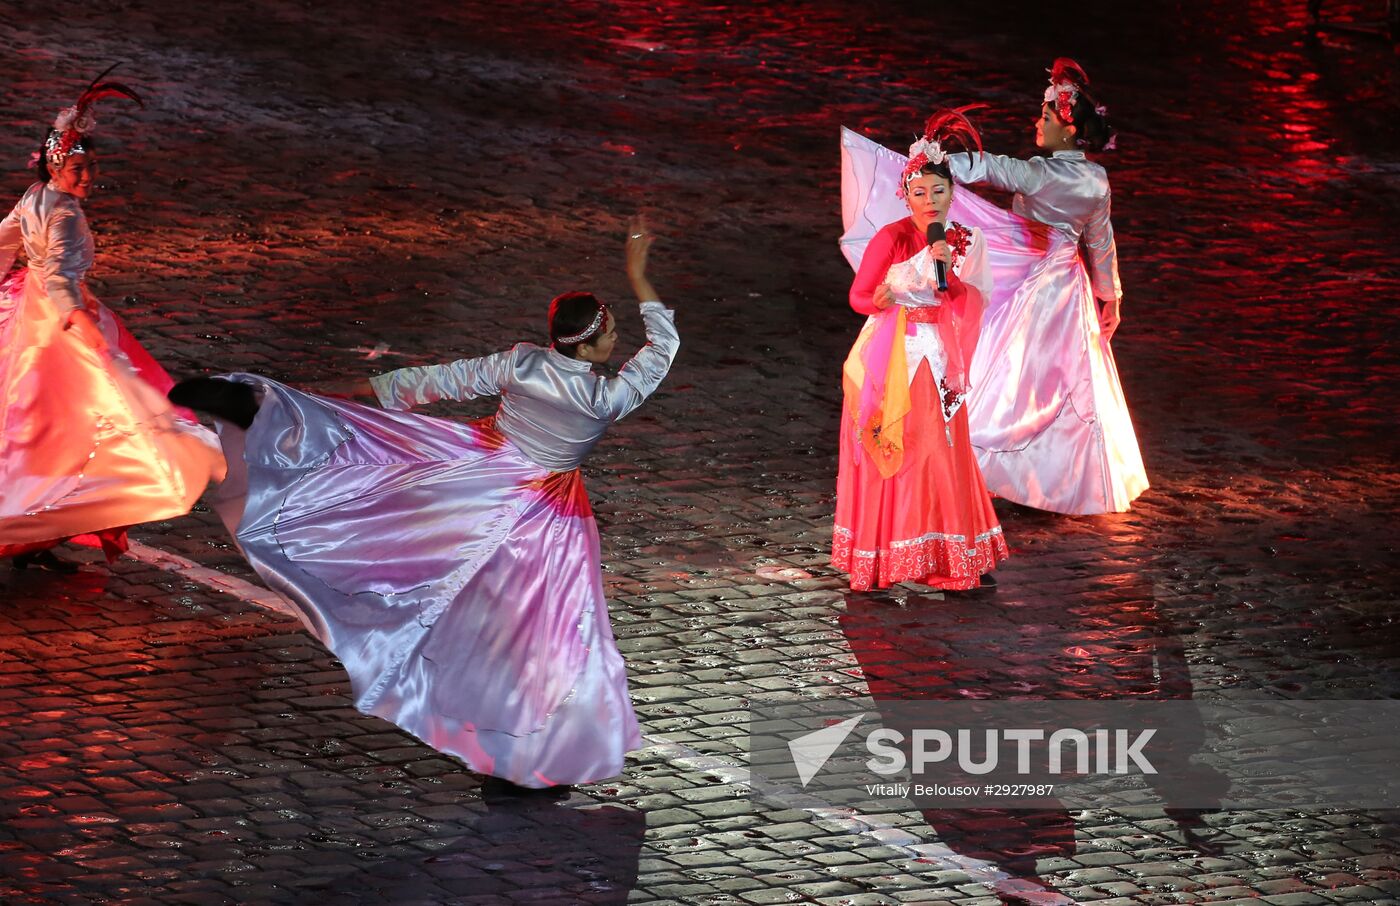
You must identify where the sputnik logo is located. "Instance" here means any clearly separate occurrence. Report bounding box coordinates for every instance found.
[788,714,865,787]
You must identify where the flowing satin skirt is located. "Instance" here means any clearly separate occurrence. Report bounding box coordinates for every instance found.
[833,354,1009,592]
[211,376,641,787]
[952,191,1149,515]
[0,269,224,557]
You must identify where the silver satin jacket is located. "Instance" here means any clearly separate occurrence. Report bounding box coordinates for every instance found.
[0,182,93,316]
[370,301,679,471]
[950,150,1121,302]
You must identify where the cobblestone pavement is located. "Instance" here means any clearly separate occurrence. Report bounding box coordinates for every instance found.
[3,0,1400,903]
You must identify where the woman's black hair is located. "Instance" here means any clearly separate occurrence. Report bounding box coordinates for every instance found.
[34,129,96,181]
[1042,59,1116,153]
[1062,92,1115,153]
[915,158,954,182]
[548,291,606,358]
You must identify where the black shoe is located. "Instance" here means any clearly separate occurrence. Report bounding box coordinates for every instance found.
[169,377,259,429]
[13,549,80,573]
[481,776,573,803]
[942,573,997,595]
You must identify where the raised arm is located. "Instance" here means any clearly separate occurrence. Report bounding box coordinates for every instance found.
[600,303,680,421]
[598,215,680,420]
[370,347,517,411]
[949,151,1047,196]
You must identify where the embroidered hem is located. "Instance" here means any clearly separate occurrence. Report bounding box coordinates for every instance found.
[831,524,1008,592]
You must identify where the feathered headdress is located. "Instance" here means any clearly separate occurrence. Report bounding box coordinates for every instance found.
[1042,57,1089,125]
[41,64,143,171]
[897,105,984,199]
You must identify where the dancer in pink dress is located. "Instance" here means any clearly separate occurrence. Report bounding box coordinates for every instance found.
[171,220,677,789]
[0,69,223,570]
[833,111,1009,593]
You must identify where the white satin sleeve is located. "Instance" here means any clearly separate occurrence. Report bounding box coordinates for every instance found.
[950,151,1047,196]
[0,201,19,277]
[370,346,518,411]
[954,227,992,299]
[41,202,87,316]
[1081,189,1122,302]
[599,301,680,421]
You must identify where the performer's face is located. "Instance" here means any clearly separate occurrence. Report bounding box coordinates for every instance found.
[1035,104,1076,151]
[576,312,617,363]
[51,152,99,199]
[905,172,952,226]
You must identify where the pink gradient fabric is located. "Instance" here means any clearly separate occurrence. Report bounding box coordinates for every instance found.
[211,376,640,787]
[0,264,223,554]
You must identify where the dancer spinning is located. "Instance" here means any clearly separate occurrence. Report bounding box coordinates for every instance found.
[945,58,1147,515]
[171,220,677,789]
[833,111,1008,593]
[0,68,223,571]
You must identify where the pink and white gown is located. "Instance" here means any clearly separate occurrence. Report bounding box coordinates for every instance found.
[208,302,679,788]
[833,218,1009,591]
[840,129,1148,514]
[0,182,224,558]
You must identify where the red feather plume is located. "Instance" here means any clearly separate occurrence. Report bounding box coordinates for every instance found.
[74,63,144,116]
[1049,57,1090,90]
[921,104,987,157]
[47,64,144,167]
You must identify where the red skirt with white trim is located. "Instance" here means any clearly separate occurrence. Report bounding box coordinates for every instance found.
[833,361,1008,591]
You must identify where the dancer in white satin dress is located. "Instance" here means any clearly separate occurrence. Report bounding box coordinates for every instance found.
[946,59,1148,514]
[0,70,223,570]
[839,59,1147,515]
[173,221,678,790]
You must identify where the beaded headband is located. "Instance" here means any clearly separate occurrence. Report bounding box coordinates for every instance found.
[555,304,608,345]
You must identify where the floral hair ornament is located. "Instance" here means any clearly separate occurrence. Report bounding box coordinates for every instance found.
[897,105,986,199]
[44,63,143,171]
[555,304,609,345]
[1042,57,1090,126]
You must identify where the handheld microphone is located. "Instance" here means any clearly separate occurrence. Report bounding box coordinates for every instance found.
[926,222,949,292]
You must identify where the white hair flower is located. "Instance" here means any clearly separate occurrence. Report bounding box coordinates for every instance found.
[907,137,946,165]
